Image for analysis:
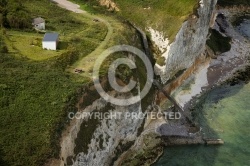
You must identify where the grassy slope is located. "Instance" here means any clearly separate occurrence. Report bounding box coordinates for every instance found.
[114,0,198,42]
[0,53,83,165]
[73,0,197,42]
[63,0,144,78]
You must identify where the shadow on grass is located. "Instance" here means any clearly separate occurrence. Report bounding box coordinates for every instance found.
[45,25,56,31]
[58,41,69,50]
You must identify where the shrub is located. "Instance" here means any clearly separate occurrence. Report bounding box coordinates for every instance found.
[54,45,79,69]
[0,31,7,53]
[0,45,8,53]
[6,11,31,29]
[0,0,31,29]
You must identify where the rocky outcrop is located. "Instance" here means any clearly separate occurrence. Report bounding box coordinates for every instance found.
[99,0,119,11]
[154,0,218,83]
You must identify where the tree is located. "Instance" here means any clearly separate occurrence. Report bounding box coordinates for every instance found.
[6,10,31,29]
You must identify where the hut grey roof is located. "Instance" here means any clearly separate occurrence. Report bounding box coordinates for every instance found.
[43,33,59,42]
[32,17,45,25]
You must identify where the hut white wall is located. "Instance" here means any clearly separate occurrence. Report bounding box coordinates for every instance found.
[42,41,57,50]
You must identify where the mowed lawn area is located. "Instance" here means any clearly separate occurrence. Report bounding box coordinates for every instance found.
[114,0,198,42]
[5,31,63,60]
[4,0,108,61]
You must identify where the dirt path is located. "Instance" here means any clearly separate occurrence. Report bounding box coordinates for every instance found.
[52,0,86,13]
[52,0,113,77]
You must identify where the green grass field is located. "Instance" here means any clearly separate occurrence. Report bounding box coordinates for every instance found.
[5,31,63,60]
[73,0,197,42]
[113,0,198,42]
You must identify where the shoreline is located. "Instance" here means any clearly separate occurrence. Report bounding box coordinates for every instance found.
[151,7,250,166]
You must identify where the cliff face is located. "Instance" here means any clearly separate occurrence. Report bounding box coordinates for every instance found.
[73,101,143,166]
[153,0,218,83]
[59,83,148,166]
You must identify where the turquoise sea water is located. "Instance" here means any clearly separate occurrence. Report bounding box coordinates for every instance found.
[155,83,250,166]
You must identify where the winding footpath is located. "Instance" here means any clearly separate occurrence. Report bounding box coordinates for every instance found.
[52,0,113,77]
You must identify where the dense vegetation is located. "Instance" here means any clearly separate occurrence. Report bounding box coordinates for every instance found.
[0,30,7,53]
[0,0,31,29]
[0,48,83,165]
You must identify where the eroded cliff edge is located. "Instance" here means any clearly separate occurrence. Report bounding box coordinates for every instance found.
[154,0,218,83]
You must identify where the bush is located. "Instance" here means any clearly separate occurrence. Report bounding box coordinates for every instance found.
[0,0,31,29]
[0,31,8,53]
[0,45,8,53]
[6,11,31,29]
[54,45,79,69]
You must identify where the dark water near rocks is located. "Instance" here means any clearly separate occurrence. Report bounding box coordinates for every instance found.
[236,18,250,40]
[154,83,250,166]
